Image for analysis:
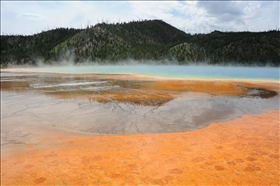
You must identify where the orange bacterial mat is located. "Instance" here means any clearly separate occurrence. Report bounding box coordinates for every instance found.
[1,110,279,185]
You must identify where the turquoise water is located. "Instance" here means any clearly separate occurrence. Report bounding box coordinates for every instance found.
[37,65,279,80]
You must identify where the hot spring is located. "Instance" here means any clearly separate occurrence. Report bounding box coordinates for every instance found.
[1,64,279,185]
[30,65,279,80]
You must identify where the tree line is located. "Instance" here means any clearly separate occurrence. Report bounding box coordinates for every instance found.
[1,20,279,67]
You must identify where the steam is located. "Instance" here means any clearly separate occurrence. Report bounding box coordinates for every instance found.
[34,49,76,67]
[34,51,211,67]
[3,47,278,69]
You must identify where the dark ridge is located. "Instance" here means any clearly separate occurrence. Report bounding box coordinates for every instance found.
[1,28,82,66]
[1,19,279,67]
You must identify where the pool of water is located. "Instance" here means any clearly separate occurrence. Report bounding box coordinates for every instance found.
[35,65,279,80]
[1,69,279,135]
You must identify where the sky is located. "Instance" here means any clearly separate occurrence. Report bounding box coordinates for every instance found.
[1,1,279,35]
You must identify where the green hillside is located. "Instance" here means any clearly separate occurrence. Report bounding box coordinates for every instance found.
[1,20,279,67]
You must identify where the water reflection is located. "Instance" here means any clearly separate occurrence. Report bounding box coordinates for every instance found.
[1,72,279,135]
[1,72,278,104]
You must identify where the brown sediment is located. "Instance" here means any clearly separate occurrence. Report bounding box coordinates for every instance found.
[2,75,279,108]
[0,73,241,107]
[2,70,279,105]
[1,110,279,185]
[234,81,280,92]
[1,72,271,104]
[143,80,249,96]
[44,88,176,106]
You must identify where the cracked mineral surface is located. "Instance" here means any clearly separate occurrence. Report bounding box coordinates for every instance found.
[1,70,279,185]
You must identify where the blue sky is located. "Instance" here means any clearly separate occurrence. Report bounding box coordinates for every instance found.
[1,1,279,35]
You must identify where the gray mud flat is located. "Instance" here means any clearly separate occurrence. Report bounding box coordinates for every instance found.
[1,72,279,148]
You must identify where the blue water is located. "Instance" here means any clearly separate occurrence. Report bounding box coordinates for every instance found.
[38,65,279,81]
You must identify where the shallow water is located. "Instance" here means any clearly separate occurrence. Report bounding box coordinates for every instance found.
[21,65,280,80]
[1,71,279,137]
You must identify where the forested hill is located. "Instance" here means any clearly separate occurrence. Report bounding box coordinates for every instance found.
[1,20,279,67]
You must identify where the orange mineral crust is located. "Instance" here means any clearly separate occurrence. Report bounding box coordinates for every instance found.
[1,110,279,185]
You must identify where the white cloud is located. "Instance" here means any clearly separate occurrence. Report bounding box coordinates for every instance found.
[1,1,279,35]
[16,13,47,21]
[129,1,214,33]
[243,1,279,31]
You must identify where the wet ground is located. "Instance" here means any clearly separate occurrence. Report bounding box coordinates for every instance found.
[1,71,279,185]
